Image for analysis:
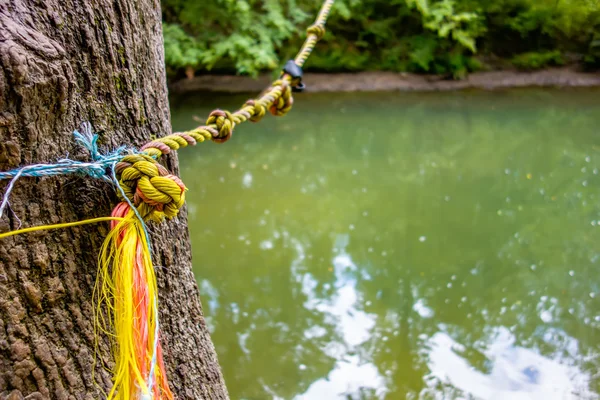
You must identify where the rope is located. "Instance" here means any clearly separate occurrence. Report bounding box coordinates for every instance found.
[112,154,186,223]
[98,204,173,400]
[0,217,125,239]
[295,0,334,67]
[145,296,161,399]
[140,0,335,159]
[0,122,132,219]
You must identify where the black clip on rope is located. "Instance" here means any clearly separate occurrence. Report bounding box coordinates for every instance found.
[283,60,305,92]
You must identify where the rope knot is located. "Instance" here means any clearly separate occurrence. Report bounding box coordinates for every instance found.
[206,110,234,143]
[307,23,326,40]
[115,154,186,222]
[244,100,266,122]
[269,80,293,117]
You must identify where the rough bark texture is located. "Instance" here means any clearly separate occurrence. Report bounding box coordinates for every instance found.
[0,1,229,399]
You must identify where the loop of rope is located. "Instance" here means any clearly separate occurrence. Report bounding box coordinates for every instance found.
[115,154,186,222]
[206,110,235,143]
[243,99,266,122]
[269,80,293,116]
[307,23,326,40]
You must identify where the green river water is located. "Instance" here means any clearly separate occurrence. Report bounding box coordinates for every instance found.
[171,89,600,400]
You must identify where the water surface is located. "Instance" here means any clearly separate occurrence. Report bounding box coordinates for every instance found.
[171,89,600,399]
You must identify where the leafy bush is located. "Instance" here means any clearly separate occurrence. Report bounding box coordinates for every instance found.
[161,0,600,78]
[163,23,204,73]
[511,50,564,70]
[407,0,483,53]
[162,0,315,76]
[585,34,600,67]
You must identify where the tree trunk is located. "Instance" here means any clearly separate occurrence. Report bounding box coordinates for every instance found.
[0,1,228,399]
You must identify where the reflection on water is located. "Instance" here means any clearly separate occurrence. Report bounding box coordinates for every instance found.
[172,89,600,399]
[298,235,385,399]
[425,327,594,399]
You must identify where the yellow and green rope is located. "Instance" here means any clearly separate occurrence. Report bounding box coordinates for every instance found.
[141,0,334,155]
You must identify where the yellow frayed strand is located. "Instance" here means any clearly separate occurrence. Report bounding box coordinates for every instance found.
[96,205,172,400]
[0,217,125,239]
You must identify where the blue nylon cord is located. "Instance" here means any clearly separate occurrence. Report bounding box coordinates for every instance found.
[0,123,131,219]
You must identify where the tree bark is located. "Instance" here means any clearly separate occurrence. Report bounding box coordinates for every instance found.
[0,0,228,399]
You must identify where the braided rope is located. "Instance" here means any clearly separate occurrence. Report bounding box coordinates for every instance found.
[296,0,333,66]
[114,154,186,222]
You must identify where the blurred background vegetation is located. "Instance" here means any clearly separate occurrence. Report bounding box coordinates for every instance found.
[162,0,600,80]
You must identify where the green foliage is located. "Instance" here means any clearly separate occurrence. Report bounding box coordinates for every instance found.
[163,23,204,71]
[585,34,600,67]
[162,0,315,76]
[161,0,600,78]
[308,0,486,78]
[511,50,565,70]
[407,0,483,52]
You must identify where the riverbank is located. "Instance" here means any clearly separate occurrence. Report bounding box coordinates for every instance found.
[169,67,600,94]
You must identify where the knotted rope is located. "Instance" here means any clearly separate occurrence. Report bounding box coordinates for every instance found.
[0,1,335,399]
[111,1,334,224]
[140,0,334,161]
[114,154,186,222]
